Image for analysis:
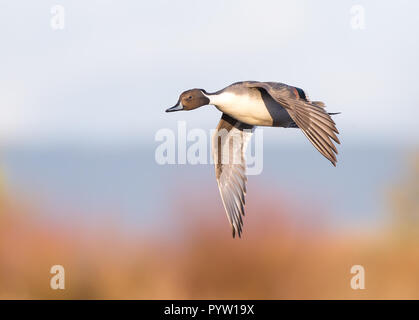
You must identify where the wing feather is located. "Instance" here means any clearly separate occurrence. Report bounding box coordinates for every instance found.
[212,113,254,237]
[244,81,340,166]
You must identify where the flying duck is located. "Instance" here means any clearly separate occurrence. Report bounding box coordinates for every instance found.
[166,81,340,238]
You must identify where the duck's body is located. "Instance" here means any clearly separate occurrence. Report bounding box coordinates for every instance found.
[207,82,293,127]
[166,81,341,238]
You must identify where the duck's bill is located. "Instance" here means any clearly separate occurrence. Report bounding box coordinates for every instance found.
[165,102,184,112]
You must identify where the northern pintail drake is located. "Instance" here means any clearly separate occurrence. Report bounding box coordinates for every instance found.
[166,81,340,238]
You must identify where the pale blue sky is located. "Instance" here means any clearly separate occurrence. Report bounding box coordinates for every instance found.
[0,0,418,146]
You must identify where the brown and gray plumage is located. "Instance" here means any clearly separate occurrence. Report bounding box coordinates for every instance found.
[166,81,341,237]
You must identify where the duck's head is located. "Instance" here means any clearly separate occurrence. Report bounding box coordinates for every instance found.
[166,89,210,112]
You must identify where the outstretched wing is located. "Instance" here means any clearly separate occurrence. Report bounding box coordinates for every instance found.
[244,81,340,166]
[212,113,254,238]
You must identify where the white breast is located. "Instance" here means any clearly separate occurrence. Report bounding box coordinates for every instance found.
[206,91,273,126]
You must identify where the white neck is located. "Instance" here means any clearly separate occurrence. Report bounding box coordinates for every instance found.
[203,91,236,107]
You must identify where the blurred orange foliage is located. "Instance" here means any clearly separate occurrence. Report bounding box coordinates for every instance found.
[0,155,419,299]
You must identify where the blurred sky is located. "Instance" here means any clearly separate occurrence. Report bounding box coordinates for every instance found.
[0,0,418,146]
[0,1,418,234]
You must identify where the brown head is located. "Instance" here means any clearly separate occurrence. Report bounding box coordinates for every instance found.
[166,89,210,112]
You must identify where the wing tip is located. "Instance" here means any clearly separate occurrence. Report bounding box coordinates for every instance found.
[232,227,242,238]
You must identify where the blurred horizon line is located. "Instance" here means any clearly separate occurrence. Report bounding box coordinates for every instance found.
[0,135,416,150]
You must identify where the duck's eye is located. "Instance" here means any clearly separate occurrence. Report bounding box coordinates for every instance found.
[188,96,192,99]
